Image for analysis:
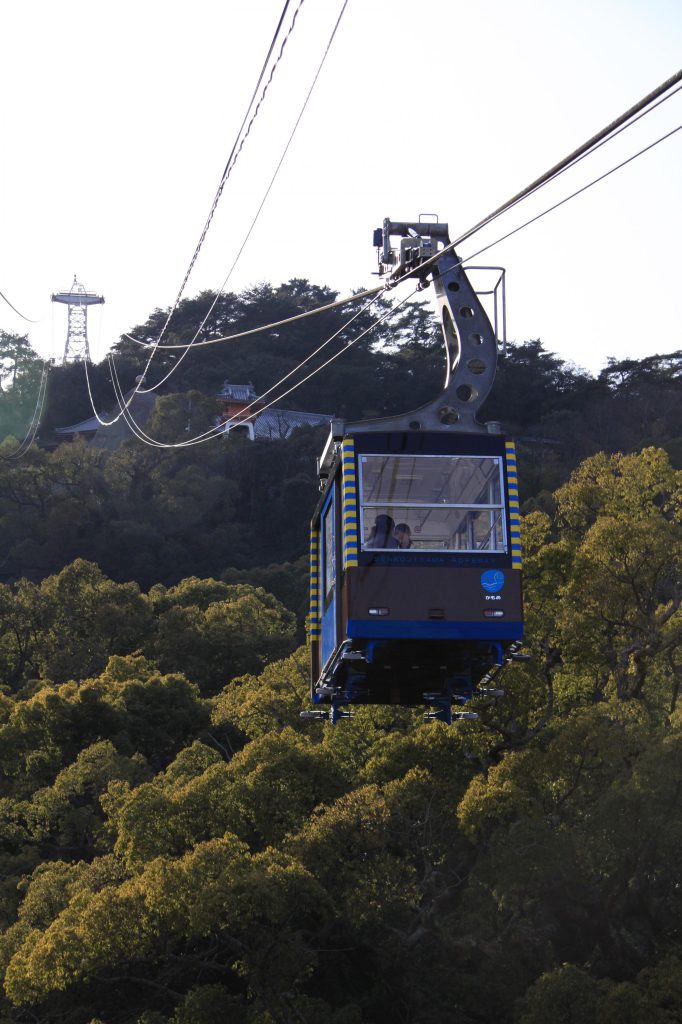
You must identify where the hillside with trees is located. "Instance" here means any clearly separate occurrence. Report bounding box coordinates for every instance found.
[0,448,679,1023]
[0,282,681,1023]
[0,280,680,592]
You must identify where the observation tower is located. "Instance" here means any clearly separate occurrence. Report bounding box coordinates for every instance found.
[51,276,105,364]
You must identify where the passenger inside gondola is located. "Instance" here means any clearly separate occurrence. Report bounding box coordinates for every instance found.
[366,513,399,548]
[394,522,412,548]
[359,453,506,552]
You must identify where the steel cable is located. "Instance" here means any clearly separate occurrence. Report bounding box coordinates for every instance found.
[136,0,350,395]
[124,69,681,363]
[87,115,682,444]
[391,69,682,286]
[162,0,305,333]
[122,285,383,350]
[100,0,307,423]
[106,286,412,449]
[87,286,382,432]
[0,287,39,324]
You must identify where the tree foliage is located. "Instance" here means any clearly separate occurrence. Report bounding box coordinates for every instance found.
[0,561,296,697]
[0,332,44,443]
[2,282,681,596]
[0,446,679,1022]
[0,279,681,1022]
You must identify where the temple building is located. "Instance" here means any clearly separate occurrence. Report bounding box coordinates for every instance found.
[215,381,332,440]
[53,390,157,450]
[53,382,332,448]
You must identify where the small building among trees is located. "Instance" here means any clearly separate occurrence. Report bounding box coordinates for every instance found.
[215,381,332,440]
[53,381,333,448]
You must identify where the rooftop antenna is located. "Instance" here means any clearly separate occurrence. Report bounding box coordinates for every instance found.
[51,275,105,364]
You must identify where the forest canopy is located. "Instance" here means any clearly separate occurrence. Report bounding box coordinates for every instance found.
[0,281,681,1022]
[0,447,678,1023]
[0,280,680,590]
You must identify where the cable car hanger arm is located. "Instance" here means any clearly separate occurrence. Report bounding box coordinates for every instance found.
[345,217,504,436]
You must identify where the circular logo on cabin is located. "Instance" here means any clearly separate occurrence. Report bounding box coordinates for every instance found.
[481,570,505,593]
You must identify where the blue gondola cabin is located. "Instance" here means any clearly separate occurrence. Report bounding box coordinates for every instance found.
[309,426,523,720]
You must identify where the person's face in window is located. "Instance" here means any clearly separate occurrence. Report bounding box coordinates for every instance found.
[395,525,411,548]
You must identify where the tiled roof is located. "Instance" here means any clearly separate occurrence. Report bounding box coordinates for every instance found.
[54,390,157,450]
[54,415,100,434]
[216,381,258,401]
[217,382,332,438]
[54,382,332,448]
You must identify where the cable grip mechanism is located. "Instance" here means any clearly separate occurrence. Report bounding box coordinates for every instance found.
[356,217,507,434]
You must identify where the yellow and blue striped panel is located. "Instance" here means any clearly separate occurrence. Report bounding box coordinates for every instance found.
[341,437,359,569]
[309,527,321,637]
[505,440,522,569]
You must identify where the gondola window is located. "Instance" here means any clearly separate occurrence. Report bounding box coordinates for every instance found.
[359,454,507,552]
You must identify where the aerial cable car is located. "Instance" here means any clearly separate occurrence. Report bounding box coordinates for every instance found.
[305,218,524,724]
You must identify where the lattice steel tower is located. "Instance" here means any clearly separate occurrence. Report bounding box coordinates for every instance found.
[51,276,105,364]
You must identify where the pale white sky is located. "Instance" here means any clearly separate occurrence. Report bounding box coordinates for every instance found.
[1,0,680,380]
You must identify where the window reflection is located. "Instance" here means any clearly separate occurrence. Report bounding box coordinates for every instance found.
[359,455,506,552]
[323,504,335,603]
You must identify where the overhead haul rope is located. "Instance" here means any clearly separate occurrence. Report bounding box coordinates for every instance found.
[146,0,304,353]
[107,285,389,448]
[123,284,383,349]
[107,0,349,420]
[94,114,682,448]
[109,289,414,450]
[136,0,350,396]
[450,77,682,250]
[404,121,682,290]
[86,285,382,432]
[101,0,307,423]
[124,69,681,357]
[119,108,682,368]
[393,68,682,286]
[89,68,680,437]
[167,0,303,319]
[106,286,413,450]
[0,287,39,324]
[456,68,682,249]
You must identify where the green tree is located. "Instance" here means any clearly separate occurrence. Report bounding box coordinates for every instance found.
[0,332,44,443]
[149,581,297,694]
[34,560,153,685]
